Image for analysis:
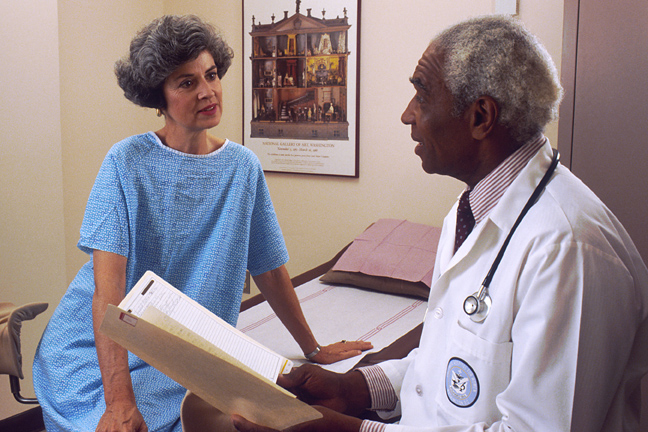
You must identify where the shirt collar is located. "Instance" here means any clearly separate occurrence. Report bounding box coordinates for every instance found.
[466,134,547,224]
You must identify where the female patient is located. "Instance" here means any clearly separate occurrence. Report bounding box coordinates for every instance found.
[33,14,370,432]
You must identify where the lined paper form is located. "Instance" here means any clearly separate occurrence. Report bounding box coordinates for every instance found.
[120,271,291,382]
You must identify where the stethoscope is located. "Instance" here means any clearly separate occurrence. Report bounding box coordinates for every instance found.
[463,149,560,323]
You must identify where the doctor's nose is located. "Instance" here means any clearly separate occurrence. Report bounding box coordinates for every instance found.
[401,98,416,125]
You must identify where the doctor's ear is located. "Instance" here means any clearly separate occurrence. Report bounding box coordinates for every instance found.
[469,96,499,140]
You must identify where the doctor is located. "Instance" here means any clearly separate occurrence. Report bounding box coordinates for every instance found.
[232,15,648,432]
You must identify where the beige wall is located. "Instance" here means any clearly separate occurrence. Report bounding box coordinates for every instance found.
[58,0,165,281]
[0,0,66,419]
[0,0,563,420]
[262,0,564,287]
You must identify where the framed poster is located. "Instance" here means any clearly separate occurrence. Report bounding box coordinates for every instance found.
[243,0,361,177]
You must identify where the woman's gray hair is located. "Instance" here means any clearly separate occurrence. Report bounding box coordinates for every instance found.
[434,15,563,143]
[115,14,234,109]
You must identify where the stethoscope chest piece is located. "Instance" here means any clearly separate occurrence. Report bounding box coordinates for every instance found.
[463,285,491,323]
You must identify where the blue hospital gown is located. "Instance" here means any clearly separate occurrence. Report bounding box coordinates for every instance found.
[33,132,288,431]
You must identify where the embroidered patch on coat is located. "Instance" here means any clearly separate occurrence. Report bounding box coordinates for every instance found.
[446,357,480,407]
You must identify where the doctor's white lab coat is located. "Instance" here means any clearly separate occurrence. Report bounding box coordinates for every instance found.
[378,142,648,432]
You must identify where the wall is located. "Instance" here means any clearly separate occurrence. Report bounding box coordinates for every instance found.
[59,0,244,281]
[58,0,566,304]
[258,0,565,284]
[59,0,564,291]
[58,0,165,281]
[0,0,66,419]
[0,0,564,420]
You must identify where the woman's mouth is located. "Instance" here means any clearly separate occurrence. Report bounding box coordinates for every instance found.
[199,104,218,115]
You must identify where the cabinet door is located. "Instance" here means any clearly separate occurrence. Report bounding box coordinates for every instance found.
[559,0,648,429]
[559,0,648,263]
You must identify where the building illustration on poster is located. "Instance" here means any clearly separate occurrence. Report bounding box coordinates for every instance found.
[248,1,351,141]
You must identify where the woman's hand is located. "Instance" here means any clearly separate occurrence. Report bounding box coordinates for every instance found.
[96,400,148,432]
[93,250,145,432]
[254,266,373,366]
[309,340,373,365]
[231,406,362,432]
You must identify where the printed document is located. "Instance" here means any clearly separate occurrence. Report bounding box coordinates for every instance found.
[119,271,292,382]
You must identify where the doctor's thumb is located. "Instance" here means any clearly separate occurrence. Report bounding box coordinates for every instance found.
[231,414,278,432]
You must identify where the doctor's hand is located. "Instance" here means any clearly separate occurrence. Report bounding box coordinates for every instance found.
[309,340,373,364]
[231,406,363,432]
[278,364,371,417]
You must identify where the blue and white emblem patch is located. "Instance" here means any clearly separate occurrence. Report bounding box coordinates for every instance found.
[445,357,479,407]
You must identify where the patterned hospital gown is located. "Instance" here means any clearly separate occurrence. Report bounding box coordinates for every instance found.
[33,132,288,431]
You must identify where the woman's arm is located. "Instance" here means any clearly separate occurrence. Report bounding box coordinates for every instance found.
[92,250,148,432]
[253,265,372,364]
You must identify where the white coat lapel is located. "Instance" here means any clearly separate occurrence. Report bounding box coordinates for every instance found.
[433,141,555,286]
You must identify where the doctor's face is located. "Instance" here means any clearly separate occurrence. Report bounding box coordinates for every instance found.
[401,44,475,180]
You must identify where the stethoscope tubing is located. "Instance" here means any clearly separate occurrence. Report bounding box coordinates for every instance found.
[481,148,560,289]
[464,149,560,322]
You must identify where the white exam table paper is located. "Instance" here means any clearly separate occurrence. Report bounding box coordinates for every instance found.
[236,278,428,373]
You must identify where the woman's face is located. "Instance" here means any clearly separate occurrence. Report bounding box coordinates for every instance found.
[162,50,223,133]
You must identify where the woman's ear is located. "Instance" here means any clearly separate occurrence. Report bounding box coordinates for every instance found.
[469,96,499,140]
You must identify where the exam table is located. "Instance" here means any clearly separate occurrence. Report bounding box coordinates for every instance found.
[181,219,439,431]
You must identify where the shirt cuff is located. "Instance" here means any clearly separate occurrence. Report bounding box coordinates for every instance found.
[360,420,388,432]
[357,365,398,411]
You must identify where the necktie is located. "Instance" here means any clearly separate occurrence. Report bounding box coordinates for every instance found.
[454,190,475,253]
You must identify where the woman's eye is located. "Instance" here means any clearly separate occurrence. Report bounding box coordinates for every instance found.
[207,72,218,81]
[180,80,193,88]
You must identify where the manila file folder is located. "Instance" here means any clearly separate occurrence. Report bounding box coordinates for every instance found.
[100,274,322,430]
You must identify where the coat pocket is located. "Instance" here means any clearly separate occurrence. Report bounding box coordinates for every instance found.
[434,321,513,426]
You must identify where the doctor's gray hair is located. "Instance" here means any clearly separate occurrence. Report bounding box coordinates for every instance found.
[434,15,563,144]
[115,14,234,109]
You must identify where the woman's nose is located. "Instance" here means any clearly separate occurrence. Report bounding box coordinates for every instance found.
[197,79,214,99]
